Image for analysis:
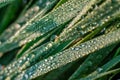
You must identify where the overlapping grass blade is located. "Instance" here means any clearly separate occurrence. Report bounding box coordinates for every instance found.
[74,20,120,46]
[54,0,69,9]
[1,0,120,79]
[0,0,94,56]
[13,28,120,80]
[69,43,117,80]
[0,0,58,43]
[78,68,120,80]
[0,0,24,35]
[68,21,120,80]
[15,0,101,59]
[15,23,65,59]
[0,0,120,80]
[58,0,120,43]
[0,0,15,8]
[66,0,104,28]
[113,47,120,57]
[105,20,120,34]
[79,54,120,80]
[5,0,107,75]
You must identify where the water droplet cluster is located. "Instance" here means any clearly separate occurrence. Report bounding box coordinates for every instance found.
[59,0,120,42]
[69,40,117,80]
[0,0,59,54]
[15,28,120,80]
[0,41,59,79]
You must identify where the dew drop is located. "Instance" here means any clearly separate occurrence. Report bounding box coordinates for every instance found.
[34,6,39,12]
[47,66,50,69]
[81,44,85,47]
[50,35,57,41]
[50,56,53,60]
[45,59,48,62]
[74,47,79,50]
[71,47,75,50]
[97,68,103,72]
[24,74,28,79]
[70,8,74,11]
[46,1,51,6]
[19,60,22,63]
[15,24,21,29]
[95,5,98,9]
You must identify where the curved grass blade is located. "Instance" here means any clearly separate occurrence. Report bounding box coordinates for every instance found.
[53,0,69,9]
[68,43,117,80]
[74,20,120,46]
[15,24,63,59]
[0,0,24,35]
[15,0,101,59]
[78,68,120,80]
[36,61,76,80]
[105,20,120,34]
[113,47,120,57]
[0,0,95,56]
[13,28,120,80]
[13,0,107,73]
[0,0,15,8]
[58,0,120,43]
[50,0,113,53]
[68,21,120,80]
[0,23,70,79]
[0,0,120,77]
[0,0,33,42]
[0,0,58,43]
[66,0,104,28]
[1,0,120,78]
[0,41,59,79]
[79,54,120,80]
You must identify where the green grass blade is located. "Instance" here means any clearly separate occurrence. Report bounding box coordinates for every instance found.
[67,0,103,28]
[68,21,120,80]
[0,22,69,79]
[14,0,108,72]
[0,0,15,8]
[50,0,112,53]
[69,43,117,80]
[15,24,62,59]
[13,28,120,80]
[74,20,120,46]
[105,20,120,34]
[113,47,120,57]
[54,0,69,9]
[78,68,120,80]
[58,0,120,43]
[0,0,58,43]
[79,54,120,80]
[0,0,95,56]
[0,41,59,79]
[0,0,24,35]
